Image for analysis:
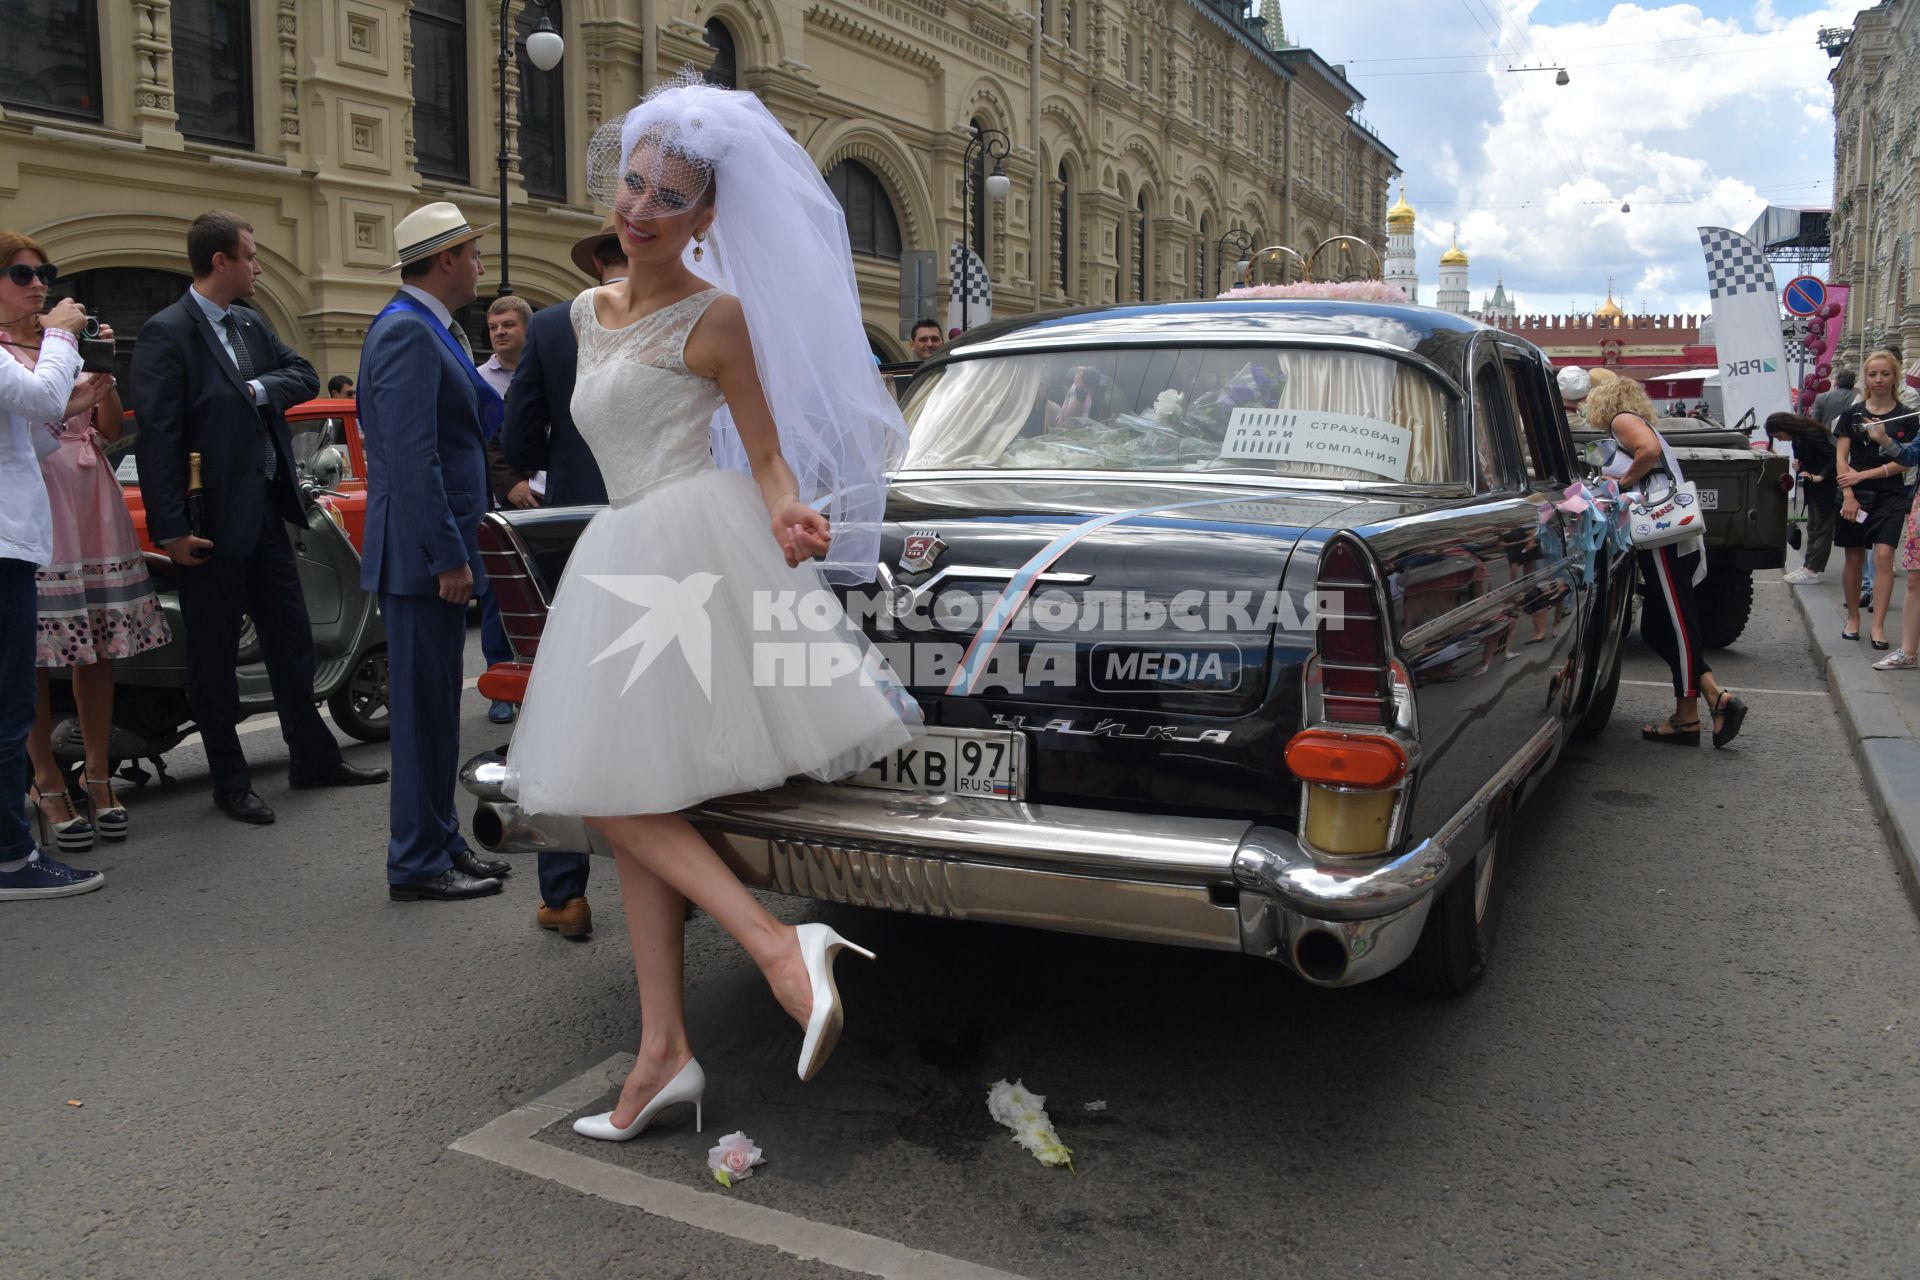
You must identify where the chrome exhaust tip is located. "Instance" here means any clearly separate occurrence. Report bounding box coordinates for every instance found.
[1293,929,1351,985]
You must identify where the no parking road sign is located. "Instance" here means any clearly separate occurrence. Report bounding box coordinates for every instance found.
[1783,275,1826,317]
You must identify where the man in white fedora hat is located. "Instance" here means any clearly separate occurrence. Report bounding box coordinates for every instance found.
[357,201,510,903]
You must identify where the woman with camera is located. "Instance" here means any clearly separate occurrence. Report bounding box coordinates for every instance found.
[0,231,168,864]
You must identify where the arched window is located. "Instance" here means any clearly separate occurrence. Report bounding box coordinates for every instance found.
[1056,162,1072,294]
[827,160,902,260]
[703,19,737,89]
[516,2,566,199]
[65,267,193,388]
[1134,190,1148,302]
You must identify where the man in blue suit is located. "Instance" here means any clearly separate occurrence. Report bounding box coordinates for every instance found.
[358,202,512,903]
[499,217,619,939]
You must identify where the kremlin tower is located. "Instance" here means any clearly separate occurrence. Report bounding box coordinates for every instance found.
[1435,230,1470,315]
[1384,185,1419,303]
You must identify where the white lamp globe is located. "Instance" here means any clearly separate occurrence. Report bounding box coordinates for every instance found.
[527,28,565,72]
[986,171,1011,201]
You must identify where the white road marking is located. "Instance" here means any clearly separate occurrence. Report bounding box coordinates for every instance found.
[1620,679,1827,698]
[451,1054,1027,1280]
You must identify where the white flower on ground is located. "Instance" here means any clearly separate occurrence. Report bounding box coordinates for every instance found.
[988,1079,1074,1170]
[707,1131,765,1187]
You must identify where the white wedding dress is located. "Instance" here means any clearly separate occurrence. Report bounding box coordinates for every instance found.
[504,287,918,817]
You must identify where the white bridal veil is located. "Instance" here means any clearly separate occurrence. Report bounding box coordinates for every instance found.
[587,76,909,582]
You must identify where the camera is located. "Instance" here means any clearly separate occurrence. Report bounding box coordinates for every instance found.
[75,308,114,373]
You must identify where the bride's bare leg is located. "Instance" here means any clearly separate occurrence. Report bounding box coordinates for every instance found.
[601,846,696,1126]
[590,814,814,1062]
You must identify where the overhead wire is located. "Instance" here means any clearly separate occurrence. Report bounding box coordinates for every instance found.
[1353,40,1811,75]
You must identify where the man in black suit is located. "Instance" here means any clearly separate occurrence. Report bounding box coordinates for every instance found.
[131,210,387,824]
[498,217,619,938]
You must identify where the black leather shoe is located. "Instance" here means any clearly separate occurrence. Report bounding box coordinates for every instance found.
[450,848,511,880]
[290,762,390,790]
[388,869,503,902]
[213,789,275,825]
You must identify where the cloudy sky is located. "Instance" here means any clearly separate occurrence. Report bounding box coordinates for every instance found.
[1281,0,1849,316]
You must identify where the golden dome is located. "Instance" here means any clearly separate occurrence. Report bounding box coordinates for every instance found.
[1439,236,1468,267]
[1594,289,1624,320]
[1386,185,1416,230]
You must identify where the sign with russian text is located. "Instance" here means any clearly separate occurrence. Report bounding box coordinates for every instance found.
[1220,408,1413,481]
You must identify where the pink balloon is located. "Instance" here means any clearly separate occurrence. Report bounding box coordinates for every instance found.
[1818,301,1842,319]
[1808,333,1828,351]
[1814,378,1832,394]
[1816,361,1833,377]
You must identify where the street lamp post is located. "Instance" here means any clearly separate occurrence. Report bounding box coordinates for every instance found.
[1215,227,1254,295]
[959,125,1010,332]
[498,0,565,298]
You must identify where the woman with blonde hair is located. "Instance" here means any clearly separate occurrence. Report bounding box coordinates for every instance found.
[1832,349,1918,650]
[1586,374,1747,747]
[1833,350,1920,666]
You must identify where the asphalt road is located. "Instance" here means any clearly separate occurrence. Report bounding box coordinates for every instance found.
[6,578,1920,1279]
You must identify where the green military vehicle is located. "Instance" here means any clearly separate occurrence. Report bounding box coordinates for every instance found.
[1570,416,1790,649]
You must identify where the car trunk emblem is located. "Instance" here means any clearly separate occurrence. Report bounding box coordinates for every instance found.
[899,531,947,573]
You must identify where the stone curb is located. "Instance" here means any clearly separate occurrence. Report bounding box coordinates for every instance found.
[1786,580,1920,919]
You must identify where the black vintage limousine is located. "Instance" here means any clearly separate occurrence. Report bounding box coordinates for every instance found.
[462,298,1636,994]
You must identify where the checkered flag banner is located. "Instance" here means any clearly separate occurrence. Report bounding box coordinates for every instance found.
[948,241,991,333]
[1699,226,1776,300]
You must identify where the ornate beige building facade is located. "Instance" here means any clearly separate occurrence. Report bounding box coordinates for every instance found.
[0,0,1395,379]
[1827,0,1920,365]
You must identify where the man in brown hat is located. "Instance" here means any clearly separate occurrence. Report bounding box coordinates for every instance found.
[496,213,625,938]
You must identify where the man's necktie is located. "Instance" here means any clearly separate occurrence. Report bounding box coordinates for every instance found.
[222,313,275,479]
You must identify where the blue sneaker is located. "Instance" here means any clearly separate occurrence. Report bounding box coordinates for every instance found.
[488,700,518,724]
[0,852,106,901]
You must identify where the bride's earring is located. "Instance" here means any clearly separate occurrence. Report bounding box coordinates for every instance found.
[693,231,706,262]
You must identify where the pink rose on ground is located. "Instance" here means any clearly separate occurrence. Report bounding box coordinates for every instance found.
[707,1131,764,1185]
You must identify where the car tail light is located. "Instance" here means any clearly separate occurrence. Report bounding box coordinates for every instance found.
[1296,536,1409,858]
[1285,730,1408,789]
[478,515,548,669]
[1315,538,1391,726]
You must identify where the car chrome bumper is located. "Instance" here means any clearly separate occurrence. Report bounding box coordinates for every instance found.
[458,749,1448,986]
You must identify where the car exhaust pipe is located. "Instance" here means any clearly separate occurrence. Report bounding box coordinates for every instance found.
[1293,929,1351,985]
[470,799,597,857]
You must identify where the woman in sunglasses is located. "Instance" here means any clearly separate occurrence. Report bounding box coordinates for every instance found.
[0,231,168,860]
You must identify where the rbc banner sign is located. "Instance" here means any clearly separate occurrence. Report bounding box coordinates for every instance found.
[1698,226,1790,438]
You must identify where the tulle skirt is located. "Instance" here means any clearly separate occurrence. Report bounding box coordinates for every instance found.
[504,467,919,817]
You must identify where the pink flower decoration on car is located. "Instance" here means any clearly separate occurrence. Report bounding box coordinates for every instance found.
[707,1131,765,1186]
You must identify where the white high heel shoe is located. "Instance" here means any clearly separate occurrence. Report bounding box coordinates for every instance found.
[795,923,876,1082]
[573,1056,706,1142]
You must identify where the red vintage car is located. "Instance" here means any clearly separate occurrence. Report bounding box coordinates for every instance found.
[115,397,368,551]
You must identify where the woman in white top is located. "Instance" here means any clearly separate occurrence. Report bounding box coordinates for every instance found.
[0,267,111,901]
[1586,374,1748,749]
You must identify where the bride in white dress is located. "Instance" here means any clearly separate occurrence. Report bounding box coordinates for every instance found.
[504,79,919,1139]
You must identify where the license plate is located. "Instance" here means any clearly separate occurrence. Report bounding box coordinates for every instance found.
[848,727,1022,800]
[1696,488,1720,510]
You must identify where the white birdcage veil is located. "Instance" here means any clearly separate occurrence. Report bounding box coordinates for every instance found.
[586,74,908,582]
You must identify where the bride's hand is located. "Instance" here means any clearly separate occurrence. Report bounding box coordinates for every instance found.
[773,499,831,567]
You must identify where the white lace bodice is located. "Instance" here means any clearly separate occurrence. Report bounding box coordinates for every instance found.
[569,287,726,502]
